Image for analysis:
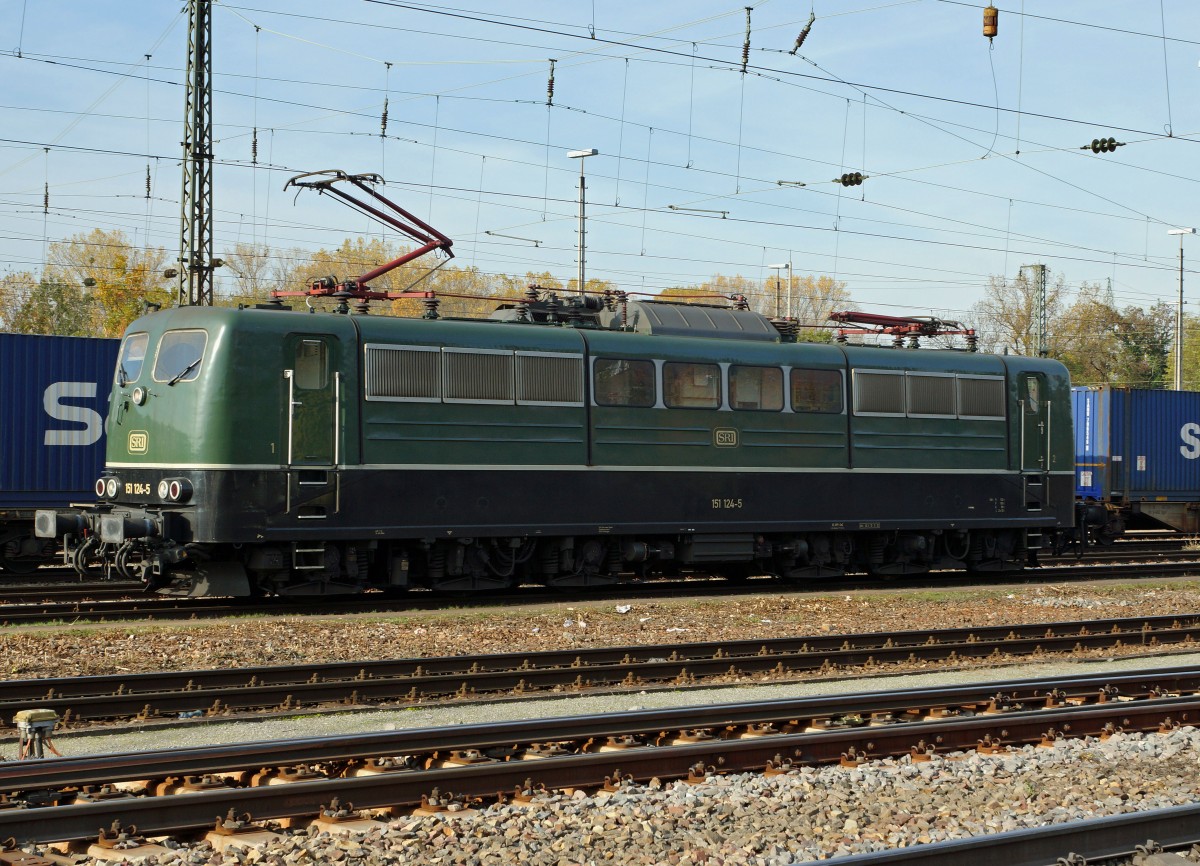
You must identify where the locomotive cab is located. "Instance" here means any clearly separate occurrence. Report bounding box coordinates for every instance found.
[38,306,363,595]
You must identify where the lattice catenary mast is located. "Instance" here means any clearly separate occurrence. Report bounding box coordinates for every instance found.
[177,0,215,306]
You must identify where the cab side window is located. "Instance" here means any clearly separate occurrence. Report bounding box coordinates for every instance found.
[116,332,149,385]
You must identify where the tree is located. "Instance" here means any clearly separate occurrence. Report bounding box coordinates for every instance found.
[1054,281,1120,385]
[220,242,283,304]
[4,279,96,336]
[974,272,1172,386]
[0,271,36,330]
[970,271,1067,356]
[785,274,851,342]
[1112,302,1172,388]
[43,229,172,336]
[1165,312,1200,390]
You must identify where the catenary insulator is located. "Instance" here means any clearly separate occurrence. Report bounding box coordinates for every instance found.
[547,59,556,106]
[741,7,752,73]
[983,5,998,41]
[380,98,389,137]
[790,12,816,55]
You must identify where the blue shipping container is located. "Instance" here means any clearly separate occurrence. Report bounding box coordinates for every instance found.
[1073,385,1200,503]
[0,333,119,508]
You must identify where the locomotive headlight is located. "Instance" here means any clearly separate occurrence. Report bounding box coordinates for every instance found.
[104,477,119,499]
[160,477,193,503]
[131,386,146,406]
[95,478,108,498]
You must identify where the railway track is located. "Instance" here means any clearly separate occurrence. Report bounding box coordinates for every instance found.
[3,664,1200,849]
[6,612,1200,730]
[4,558,1200,625]
[820,808,1200,865]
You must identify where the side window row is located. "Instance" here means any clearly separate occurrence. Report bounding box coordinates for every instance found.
[593,358,844,414]
[364,345,1004,420]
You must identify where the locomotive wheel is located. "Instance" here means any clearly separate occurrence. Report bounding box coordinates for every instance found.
[720,564,759,583]
[0,554,39,575]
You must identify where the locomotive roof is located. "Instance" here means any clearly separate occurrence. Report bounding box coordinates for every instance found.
[121,304,1069,380]
[616,301,780,341]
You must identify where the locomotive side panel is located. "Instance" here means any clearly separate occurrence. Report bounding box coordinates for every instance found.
[35,303,1077,595]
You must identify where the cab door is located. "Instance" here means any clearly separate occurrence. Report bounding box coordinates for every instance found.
[1020,373,1049,472]
[1019,372,1051,517]
[283,334,342,518]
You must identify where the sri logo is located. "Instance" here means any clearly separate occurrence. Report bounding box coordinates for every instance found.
[128,431,149,454]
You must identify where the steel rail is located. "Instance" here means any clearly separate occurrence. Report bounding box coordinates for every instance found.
[825,803,1200,865]
[4,665,1199,791]
[3,682,1200,845]
[6,613,1200,728]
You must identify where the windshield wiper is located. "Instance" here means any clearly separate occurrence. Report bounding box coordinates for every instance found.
[167,358,201,386]
[117,364,128,387]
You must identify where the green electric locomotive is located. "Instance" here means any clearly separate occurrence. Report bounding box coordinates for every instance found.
[37,297,1073,597]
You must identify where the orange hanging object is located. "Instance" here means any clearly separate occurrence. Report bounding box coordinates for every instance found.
[983,5,999,41]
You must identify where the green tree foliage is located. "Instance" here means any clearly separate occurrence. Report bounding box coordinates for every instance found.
[5,279,97,336]
[1165,312,1200,390]
[2,270,99,336]
[974,271,1172,387]
[40,229,172,336]
[1112,302,1173,387]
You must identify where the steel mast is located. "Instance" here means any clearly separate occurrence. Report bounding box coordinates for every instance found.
[177,0,215,306]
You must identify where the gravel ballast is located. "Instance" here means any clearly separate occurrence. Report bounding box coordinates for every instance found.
[7,580,1200,863]
[63,725,1200,865]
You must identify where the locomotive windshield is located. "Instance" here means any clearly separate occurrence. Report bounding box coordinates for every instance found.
[152,329,208,385]
[115,332,149,386]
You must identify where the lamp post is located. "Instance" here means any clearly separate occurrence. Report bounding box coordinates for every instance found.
[1169,227,1196,391]
[567,148,597,297]
[767,263,790,318]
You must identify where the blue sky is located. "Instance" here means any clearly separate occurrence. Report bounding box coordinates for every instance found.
[1,0,1197,322]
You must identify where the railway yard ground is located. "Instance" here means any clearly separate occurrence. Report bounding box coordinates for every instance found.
[10,572,1200,680]
[7,575,1200,864]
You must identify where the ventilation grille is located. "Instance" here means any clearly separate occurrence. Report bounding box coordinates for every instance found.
[517,354,583,404]
[854,372,904,415]
[445,351,514,402]
[906,375,956,416]
[958,377,1005,418]
[365,346,440,400]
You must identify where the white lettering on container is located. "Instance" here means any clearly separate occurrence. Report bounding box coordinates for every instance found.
[43,382,102,446]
